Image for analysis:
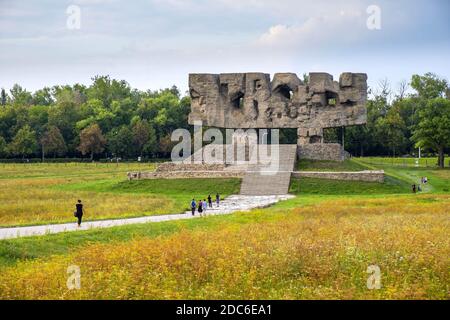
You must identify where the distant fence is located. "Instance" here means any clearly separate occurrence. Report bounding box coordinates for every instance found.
[358,157,449,168]
[0,158,170,164]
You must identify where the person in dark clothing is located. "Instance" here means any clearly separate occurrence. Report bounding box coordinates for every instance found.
[198,200,203,216]
[412,184,416,193]
[207,194,212,208]
[191,199,196,216]
[215,193,220,207]
[75,199,83,227]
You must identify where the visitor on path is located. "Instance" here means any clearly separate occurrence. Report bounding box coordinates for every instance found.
[421,177,424,184]
[191,199,196,216]
[412,184,416,193]
[75,200,83,227]
[202,199,207,215]
[198,200,203,216]
[424,177,428,184]
[208,194,212,208]
[216,193,220,207]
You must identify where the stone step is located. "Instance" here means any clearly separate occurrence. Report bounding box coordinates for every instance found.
[240,145,297,195]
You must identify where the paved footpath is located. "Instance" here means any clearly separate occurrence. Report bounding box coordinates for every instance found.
[0,195,294,240]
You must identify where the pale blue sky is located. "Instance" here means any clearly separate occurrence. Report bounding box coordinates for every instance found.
[0,0,449,95]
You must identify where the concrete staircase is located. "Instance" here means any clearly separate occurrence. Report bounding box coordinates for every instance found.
[240,144,297,195]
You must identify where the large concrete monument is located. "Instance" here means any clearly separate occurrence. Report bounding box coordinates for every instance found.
[188,72,368,161]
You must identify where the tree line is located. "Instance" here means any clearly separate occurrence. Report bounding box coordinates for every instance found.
[0,73,449,167]
[0,76,190,160]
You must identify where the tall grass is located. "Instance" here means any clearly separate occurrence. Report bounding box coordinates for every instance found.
[0,195,448,299]
[0,163,239,226]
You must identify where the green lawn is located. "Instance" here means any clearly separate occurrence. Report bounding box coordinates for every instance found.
[297,159,369,171]
[57,177,241,212]
[0,161,448,299]
[354,158,450,193]
[289,175,409,195]
[1,161,446,268]
[0,163,240,227]
[358,156,446,168]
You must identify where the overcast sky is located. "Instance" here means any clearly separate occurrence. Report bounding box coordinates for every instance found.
[0,0,449,95]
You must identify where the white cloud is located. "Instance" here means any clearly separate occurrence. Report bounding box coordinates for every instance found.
[256,9,365,49]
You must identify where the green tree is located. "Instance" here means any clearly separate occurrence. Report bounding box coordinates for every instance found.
[40,126,67,160]
[132,119,156,156]
[48,100,82,151]
[107,125,133,158]
[8,125,37,158]
[0,135,6,157]
[78,124,106,160]
[412,98,450,168]
[1,88,7,106]
[52,84,87,106]
[10,84,32,106]
[411,73,448,100]
[32,87,54,106]
[87,75,131,108]
[376,105,407,157]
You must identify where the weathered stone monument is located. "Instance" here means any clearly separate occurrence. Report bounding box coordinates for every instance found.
[188,72,368,161]
[127,72,380,196]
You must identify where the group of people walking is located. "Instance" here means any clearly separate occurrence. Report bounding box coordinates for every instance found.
[190,193,220,216]
[73,192,222,227]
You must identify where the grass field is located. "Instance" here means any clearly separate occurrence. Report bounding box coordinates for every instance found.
[358,156,448,168]
[297,159,369,172]
[0,163,240,227]
[0,160,448,299]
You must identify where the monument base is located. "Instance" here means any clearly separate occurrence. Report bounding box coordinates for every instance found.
[297,143,349,162]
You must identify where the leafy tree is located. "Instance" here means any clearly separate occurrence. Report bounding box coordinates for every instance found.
[53,84,87,106]
[376,105,407,157]
[78,124,106,160]
[40,126,67,160]
[77,98,115,132]
[0,135,6,157]
[412,98,450,168]
[107,125,133,158]
[48,100,81,151]
[411,73,448,100]
[28,105,50,136]
[1,88,7,106]
[10,84,32,106]
[32,87,54,106]
[87,75,131,108]
[132,119,156,156]
[8,125,37,158]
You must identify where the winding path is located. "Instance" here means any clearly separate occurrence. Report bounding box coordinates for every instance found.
[0,195,294,240]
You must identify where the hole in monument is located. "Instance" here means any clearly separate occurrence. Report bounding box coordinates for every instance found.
[323,127,340,143]
[252,100,259,119]
[220,83,229,97]
[279,128,297,144]
[190,89,200,99]
[342,100,357,106]
[309,135,322,144]
[254,80,262,91]
[325,91,338,106]
[274,84,294,100]
[231,92,245,108]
